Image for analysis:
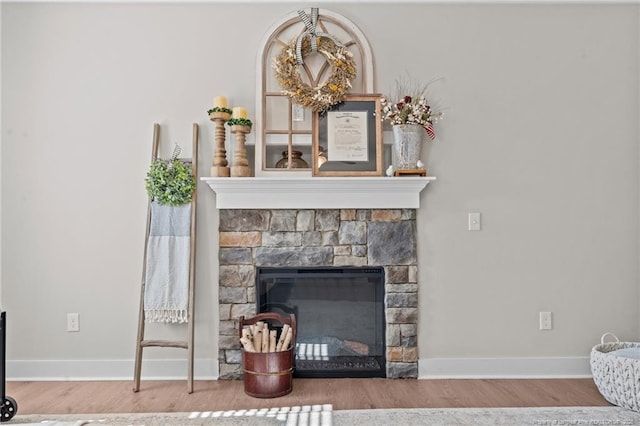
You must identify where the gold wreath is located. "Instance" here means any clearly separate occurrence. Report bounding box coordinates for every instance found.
[273,37,357,112]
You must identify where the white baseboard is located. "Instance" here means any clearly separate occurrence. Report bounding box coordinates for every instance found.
[7,357,591,381]
[6,358,219,381]
[419,356,592,379]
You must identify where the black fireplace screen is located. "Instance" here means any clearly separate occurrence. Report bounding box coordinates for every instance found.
[256,266,386,378]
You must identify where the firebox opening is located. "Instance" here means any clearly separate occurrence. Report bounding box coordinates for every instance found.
[256,266,386,378]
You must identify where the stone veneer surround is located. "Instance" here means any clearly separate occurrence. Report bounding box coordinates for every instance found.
[218,208,419,379]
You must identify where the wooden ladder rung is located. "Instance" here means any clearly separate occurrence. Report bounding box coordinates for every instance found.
[140,340,188,349]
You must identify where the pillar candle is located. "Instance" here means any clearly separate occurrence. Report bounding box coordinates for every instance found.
[213,96,228,108]
[232,107,247,119]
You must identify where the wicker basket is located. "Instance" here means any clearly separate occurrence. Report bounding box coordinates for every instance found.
[590,332,640,412]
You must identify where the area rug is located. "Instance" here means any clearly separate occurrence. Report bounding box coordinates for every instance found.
[9,405,640,425]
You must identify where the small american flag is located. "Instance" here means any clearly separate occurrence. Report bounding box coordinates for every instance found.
[425,123,436,140]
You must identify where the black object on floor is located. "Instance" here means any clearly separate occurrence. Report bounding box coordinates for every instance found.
[0,311,17,422]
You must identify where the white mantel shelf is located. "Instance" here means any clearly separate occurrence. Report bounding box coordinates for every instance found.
[201,176,435,209]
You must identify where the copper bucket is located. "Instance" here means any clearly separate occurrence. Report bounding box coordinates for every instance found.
[239,313,296,398]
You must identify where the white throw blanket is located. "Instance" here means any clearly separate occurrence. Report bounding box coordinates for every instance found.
[144,201,191,323]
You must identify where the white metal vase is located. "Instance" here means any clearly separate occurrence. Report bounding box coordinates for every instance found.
[392,124,424,170]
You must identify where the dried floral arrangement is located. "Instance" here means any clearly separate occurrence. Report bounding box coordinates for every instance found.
[381,77,444,140]
[273,37,356,112]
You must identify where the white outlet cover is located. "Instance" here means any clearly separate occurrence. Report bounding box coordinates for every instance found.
[468,212,481,231]
[539,311,553,330]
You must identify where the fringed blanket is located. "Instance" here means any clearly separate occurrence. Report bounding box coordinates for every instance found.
[144,201,191,323]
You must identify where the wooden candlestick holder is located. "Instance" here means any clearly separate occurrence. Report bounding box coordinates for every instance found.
[209,111,231,177]
[230,124,252,177]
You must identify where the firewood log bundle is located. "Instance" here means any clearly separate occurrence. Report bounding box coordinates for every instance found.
[240,321,293,353]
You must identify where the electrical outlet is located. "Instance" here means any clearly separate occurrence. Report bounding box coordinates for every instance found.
[539,311,552,330]
[67,313,79,332]
[468,212,481,231]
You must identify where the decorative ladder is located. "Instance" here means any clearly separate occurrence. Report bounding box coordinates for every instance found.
[133,123,199,393]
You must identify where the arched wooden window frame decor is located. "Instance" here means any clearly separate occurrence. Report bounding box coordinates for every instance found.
[255,9,375,176]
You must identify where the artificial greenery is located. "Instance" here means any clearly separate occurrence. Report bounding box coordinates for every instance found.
[207,107,233,115]
[145,159,196,206]
[226,118,253,127]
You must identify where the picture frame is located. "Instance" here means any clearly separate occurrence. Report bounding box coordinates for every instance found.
[312,94,383,176]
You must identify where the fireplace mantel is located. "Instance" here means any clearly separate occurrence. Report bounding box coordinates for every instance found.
[201,176,435,209]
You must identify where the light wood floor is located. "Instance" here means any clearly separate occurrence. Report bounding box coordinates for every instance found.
[7,379,610,415]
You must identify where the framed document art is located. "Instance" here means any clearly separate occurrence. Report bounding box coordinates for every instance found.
[312,94,383,176]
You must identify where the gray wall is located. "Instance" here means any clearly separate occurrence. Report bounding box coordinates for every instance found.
[1,1,638,379]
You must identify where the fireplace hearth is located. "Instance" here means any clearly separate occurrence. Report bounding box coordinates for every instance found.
[217,208,419,379]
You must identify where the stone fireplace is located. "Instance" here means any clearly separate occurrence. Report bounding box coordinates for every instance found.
[202,176,433,379]
[217,208,419,379]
